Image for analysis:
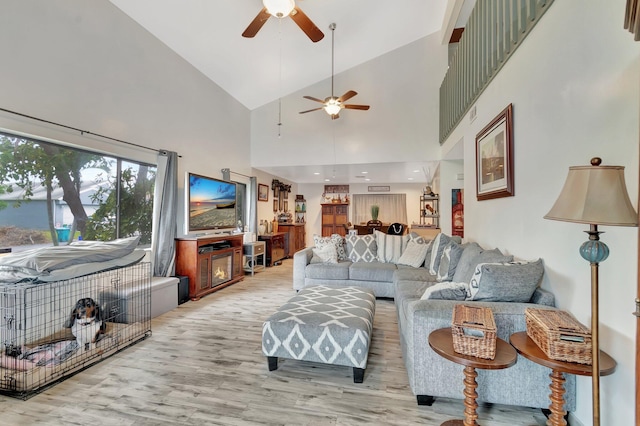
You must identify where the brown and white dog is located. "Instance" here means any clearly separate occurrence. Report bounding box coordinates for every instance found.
[68,298,106,351]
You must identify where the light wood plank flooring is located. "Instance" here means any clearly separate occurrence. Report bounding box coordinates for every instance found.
[0,259,548,425]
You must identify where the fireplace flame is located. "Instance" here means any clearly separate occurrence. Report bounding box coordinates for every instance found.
[214,267,227,280]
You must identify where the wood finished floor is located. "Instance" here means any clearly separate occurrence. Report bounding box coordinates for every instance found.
[0,259,548,425]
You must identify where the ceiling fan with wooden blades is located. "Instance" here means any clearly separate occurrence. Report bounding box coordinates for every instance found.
[299,23,370,120]
[242,0,324,42]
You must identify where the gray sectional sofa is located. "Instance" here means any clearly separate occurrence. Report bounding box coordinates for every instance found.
[292,231,575,412]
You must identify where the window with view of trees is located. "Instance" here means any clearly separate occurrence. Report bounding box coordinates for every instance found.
[0,132,156,252]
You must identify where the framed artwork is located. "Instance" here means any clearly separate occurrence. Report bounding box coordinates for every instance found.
[273,199,278,213]
[283,200,288,212]
[475,103,514,201]
[258,184,269,202]
[273,185,279,199]
[279,196,284,212]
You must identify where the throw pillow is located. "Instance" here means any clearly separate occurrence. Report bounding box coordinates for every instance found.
[375,230,405,263]
[453,246,514,285]
[313,234,347,261]
[396,240,431,268]
[346,234,378,262]
[311,244,338,264]
[428,233,451,275]
[467,259,544,302]
[420,281,468,300]
[331,234,348,261]
[436,242,465,282]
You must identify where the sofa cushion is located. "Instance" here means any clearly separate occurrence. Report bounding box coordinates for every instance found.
[396,240,430,268]
[436,242,465,282]
[468,259,544,302]
[427,233,451,274]
[311,244,338,264]
[305,261,351,280]
[313,234,347,261]
[349,261,397,283]
[420,281,468,300]
[375,230,406,263]
[393,266,438,284]
[346,234,378,262]
[452,246,514,284]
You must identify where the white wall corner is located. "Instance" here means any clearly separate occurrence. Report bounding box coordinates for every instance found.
[440,0,465,45]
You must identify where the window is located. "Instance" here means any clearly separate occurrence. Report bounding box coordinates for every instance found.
[0,132,156,251]
[352,194,408,225]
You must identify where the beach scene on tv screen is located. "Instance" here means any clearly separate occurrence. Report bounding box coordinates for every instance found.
[189,176,236,230]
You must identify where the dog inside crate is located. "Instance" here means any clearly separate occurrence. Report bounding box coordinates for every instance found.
[0,257,150,396]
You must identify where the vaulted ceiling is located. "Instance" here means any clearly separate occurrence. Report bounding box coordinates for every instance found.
[109,0,474,183]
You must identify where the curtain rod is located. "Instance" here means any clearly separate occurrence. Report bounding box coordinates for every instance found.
[222,168,253,179]
[0,107,180,157]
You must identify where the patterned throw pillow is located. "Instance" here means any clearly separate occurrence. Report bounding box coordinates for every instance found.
[468,259,544,302]
[311,244,338,264]
[436,242,465,282]
[346,234,377,262]
[428,233,452,275]
[331,234,348,261]
[420,281,468,300]
[396,240,430,268]
[313,234,347,261]
[375,230,406,263]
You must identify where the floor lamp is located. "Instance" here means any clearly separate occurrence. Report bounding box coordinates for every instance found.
[544,157,638,425]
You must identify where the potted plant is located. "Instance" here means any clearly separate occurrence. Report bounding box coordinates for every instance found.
[368,205,381,226]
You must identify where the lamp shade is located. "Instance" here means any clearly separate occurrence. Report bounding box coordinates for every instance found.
[544,158,638,226]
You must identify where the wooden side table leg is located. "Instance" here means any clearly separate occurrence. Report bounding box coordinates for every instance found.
[548,370,567,426]
[462,365,479,426]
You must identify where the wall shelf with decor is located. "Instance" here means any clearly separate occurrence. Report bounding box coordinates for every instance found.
[419,195,440,228]
[295,195,306,224]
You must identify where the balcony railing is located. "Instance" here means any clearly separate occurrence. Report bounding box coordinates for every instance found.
[439,0,555,143]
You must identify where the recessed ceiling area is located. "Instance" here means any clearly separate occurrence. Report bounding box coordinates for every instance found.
[259,161,441,184]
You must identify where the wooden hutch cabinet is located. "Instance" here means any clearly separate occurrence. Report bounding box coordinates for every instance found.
[278,223,306,257]
[175,234,244,300]
[321,203,349,237]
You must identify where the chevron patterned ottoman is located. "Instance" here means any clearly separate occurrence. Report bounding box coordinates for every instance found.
[262,285,376,383]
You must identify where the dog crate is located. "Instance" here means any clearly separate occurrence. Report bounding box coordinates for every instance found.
[0,262,151,398]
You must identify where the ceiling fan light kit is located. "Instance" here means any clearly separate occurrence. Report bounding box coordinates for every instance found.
[262,0,294,18]
[299,23,370,120]
[242,0,324,42]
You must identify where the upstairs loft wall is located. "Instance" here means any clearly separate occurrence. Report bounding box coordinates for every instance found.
[440,1,639,424]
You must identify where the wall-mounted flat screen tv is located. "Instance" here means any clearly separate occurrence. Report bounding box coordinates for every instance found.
[185,172,237,234]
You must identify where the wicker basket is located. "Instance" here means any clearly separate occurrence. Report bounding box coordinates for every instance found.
[451,304,497,360]
[525,308,592,365]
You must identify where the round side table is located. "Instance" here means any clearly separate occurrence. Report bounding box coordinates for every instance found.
[510,331,616,426]
[429,327,517,426]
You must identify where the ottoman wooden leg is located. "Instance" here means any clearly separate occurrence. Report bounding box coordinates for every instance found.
[267,356,278,371]
[353,367,364,383]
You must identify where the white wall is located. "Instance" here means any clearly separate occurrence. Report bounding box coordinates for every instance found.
[441,1,639,424]
[0,0,252,238]
[250,34,448,169]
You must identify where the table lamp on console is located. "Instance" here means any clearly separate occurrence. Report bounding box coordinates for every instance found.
[544,157,638,425]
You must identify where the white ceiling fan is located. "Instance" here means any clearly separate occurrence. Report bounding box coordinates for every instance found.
[299,23,370,120]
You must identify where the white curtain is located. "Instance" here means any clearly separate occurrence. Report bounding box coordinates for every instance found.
[352,194,407,225]
[151,150,178,277]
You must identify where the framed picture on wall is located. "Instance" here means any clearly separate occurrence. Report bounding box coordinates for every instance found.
[475,103,514,201]
[258,184,269,202]
[273,199,278,213]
